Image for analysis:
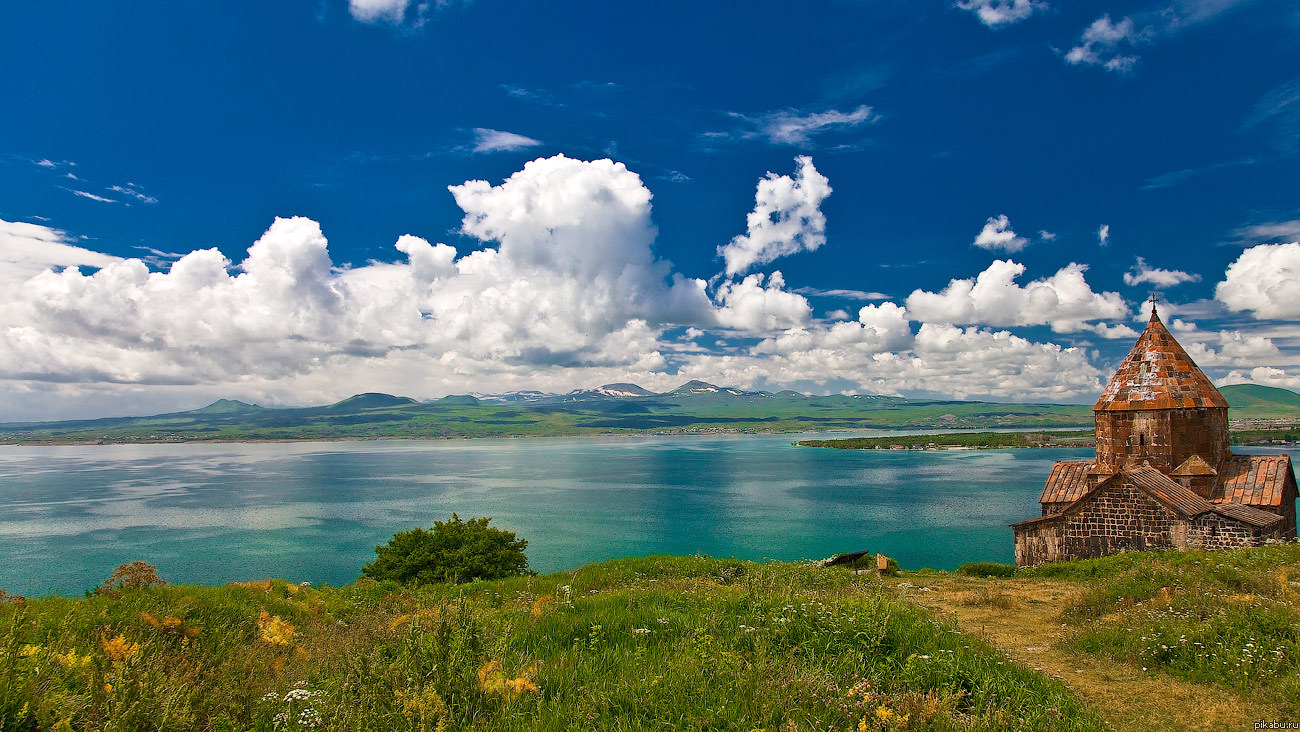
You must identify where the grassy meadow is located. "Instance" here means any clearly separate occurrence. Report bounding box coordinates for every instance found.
[0,556,1102,732]
[903,543,1300,731]
[5,544,1300,730]
[1034,543,1300,709]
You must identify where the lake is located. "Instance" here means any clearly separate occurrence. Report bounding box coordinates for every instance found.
[1,433,1291,596]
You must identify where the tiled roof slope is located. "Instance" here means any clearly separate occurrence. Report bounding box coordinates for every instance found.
[1212,454,1294,507]
[1211,502,1285,529]
[1122,466,1217,516]
[1094,309,1229,411]
[1037,460,1094,504]
[1017,476,1285,530]
[1038,454,1295,509]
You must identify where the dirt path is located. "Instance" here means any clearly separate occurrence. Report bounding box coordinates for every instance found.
[890,575,1273,732]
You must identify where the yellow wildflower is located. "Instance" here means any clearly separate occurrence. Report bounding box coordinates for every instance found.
[505,676,540,694]
[143,611,201,638]
[397,685,450,731]
[477,660,540,699]
[388,607,441,632]
[54,649,92,670]
[101,634,141,663]
[19,644,41,658]
[477,660,502,685]
[530,594,553,618]
[257,610,296,646]
[871,705,908,729]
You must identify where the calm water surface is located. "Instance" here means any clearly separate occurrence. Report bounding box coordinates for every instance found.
[3,433,1291,596]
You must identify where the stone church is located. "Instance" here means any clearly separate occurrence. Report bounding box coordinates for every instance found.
[1012,306,1297,566]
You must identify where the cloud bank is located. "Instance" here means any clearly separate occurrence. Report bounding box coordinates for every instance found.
[0,155,1184,419]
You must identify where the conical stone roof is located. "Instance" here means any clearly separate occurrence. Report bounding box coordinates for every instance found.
[1094,307,1229,411]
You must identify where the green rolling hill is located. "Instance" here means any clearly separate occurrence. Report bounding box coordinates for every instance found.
[4,382,1296,446]
[1219,383,1300,417]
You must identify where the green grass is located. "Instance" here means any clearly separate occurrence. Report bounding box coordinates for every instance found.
[1220,383,1300,418]
[954,563,1017,579]
[0,556,1103,731]
[1036,544,1300,712]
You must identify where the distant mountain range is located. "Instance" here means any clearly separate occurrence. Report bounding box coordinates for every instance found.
[469,379,896,405]
[2,381,1296,445]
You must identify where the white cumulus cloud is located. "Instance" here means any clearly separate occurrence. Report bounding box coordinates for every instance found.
[675,317,1104,402]
[1123,257,1201,288]
[1065,15,1149,72]
[348,0,412,23]
[0,218,124,288]
[1184,330,1281,367]
[718,156,832,276]
[1220,366,1300,391]
[0,155,1186,419]
[955,0,1047,28]
[713,272,812,332]
[0,156,721,399]
[972,214,1029,252]
[905,259,1131,336]
[1216,242,1300,318]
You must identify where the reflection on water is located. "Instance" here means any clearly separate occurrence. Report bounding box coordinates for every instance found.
[9,434,1285,596]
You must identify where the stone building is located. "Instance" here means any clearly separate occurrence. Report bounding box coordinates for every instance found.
[1012,306,1297,566]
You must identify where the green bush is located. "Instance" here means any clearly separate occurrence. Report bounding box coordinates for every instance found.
[361,514,530,585]
[956,561,1018,578]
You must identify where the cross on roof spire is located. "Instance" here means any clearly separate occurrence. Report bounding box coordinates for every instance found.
[1149,292,1158,319]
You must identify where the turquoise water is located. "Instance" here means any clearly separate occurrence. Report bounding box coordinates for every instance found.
[3,433,1286,596]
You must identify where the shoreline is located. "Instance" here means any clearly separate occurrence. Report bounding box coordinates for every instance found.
[0,423,1097,448]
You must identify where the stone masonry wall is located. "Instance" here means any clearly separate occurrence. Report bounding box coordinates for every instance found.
[1042,502,1071,516]
[1094,407,1229,474]
[1185,513,1273,551]
[1057,482,1178,557]
[1013,522,1061,566]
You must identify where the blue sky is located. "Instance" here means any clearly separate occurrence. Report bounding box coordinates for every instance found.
[2,0,1299,420]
